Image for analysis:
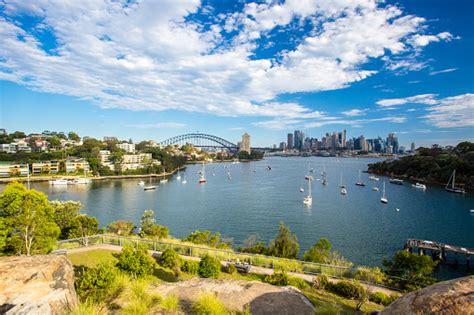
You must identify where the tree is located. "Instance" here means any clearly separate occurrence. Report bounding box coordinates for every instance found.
[383,250,438,291]
[75,263,117,302]
[147,224,169,239]
[198,255,221,278]
[240,234,267,254]
[159,249,181,273]
[140,209,156,236]
[47,136,61,149]
[303,238,332,263]
[116,244,155,278]
[268,222,299,259]
[50,200,82,239]
[68,214,99,246]
[68,132,81,142]
[0,182,59,255]
[107,220,135,236]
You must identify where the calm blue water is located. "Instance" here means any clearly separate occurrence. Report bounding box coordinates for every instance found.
[2,157,473,274]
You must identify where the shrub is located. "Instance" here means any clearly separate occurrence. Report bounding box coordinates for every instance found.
[159,294,180,311]
[107,220,134,236]
[226,263,237,274]
[198,255,221,278]
[192,293,227,315]
[313,274,329,290]
[75,263,118,303]
[147,224,169,240]
[326,280,366,300]
[159,249,181,272]
[69,301,108,315]
[117,244,155,278]
[288,276,310,289]
[263,271,290,286]
[182,260,199,275]
[369,292,398,306]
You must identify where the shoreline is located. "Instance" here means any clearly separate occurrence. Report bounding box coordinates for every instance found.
[0,168,181,184]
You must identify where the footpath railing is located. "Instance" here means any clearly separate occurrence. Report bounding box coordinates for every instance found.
[57,234,400,290]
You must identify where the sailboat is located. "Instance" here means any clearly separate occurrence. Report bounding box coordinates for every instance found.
[182,175,187,184]
[227,172,232,180]
[199,163,207,183]
[75,166,91,184]
[321,165,327,185]
[303,178,312,205]
[144,176,156,191]
[340,173,347,195]
[160,174,168,183]
[355,170,365,186]
[445,170,466,194]
[176,167,181,180]
[339,172,344,187]
[380,182,388,203]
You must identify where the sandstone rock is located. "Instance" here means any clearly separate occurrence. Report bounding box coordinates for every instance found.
[0,254,77,315]
[152,278,314,315]
[381,275,474,315]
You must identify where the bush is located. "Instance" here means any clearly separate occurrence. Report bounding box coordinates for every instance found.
[288,276,310,289]
[182,260,199,275]
[75,263,118,302]
[263,271,290,286]
[69,301,108,315]
[147,224,169,240]
[159,249,181,272]
[313,274,329,290]
[159,294,180,311]
[226,263,237,274]
[326,280,366,300]
[117,244,155,278]
[107,220,134,236]
[198,255,221,278]
[369,292,398,306]
[192,293,227,315]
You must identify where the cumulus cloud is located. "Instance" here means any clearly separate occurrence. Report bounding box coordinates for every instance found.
[423,94,474,128]
[376,94,439,106]
[0,0,456,122]
[341,109,368,117]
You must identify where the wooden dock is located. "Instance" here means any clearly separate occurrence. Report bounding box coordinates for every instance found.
[404,239,473,268]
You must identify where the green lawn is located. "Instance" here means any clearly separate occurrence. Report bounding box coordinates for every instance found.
[67,249,118,268]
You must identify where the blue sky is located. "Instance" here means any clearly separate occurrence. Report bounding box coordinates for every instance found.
[0,0,473,147]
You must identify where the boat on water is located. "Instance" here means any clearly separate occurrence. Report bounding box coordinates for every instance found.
[49,178,72,185]
[176,168,181,180]
[470,209,474,213]
[160,176,168,184]
[340,186,347,195]
[369,175,379,181]
[412,183,427,190]
[445,170,466,194]
[303,178,312,206]
[138,180,145,186]
[339,172,344,188]
[227,172,232,180]
[182,175,187,184]
[199,163,207,184]
[389,178,404,185]
[309,167,314,173]
[267,166,272,170]
[144,176,156,191]
[305,175,313,180]
[321,166,327,185]
[380,182,388,203]
[75,167,91,184]
[300,187,304,193]
[372,187,379,191]
[355,170,365,186]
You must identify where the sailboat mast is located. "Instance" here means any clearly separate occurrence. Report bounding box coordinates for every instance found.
[452,170,456,189]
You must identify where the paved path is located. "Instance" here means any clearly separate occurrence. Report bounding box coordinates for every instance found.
[66,244,400,296]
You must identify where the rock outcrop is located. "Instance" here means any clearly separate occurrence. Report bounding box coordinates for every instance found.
[0,254,77,315]
[152,278,314,314]
[381,275,474,315]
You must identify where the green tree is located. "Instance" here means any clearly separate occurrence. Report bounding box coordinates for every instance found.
[116,244,155,278]
[240,234,267,254]
[140,209,155,236]
[0,182,59,255]
[383,250,438,291]
[159,249,181,273]
[107,220,135,236]
[268,222,299,259]
[50,200,82,239]
[68,132,81,142]
[47,136,62,149]
[0,217,8,251]
[303,238,332,263]
[68,214,99,246]
[198,255,221,278]
[146,224,169,239]
[75,263,117,302]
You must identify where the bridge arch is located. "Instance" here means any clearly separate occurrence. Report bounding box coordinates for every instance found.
[158,133,239,153]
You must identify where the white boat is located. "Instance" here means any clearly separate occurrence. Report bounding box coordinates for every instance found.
[227,172,232,180]
[321,166,327,185]
[303,177,312,205]
[199,162,206,183]
[355,170,365,187]
[470,209,474,213]
[160,176,168,183]
[372,187,379,191]
[339,172,344,188]
[182,175,187,184]
[445,170,466,194]
[341,186,347,195]
[176,168,181,180]
[138,180,145,186]
[389,178,404,185]
[369,175,379,181]
[300,188,304,193]
[49,178,70,185]
[75,167,91,184]
[380,182,388,203]
[412,183,427,190]
[144,185,156,191]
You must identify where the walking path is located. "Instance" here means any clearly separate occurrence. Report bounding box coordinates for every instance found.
[65,244,400,296]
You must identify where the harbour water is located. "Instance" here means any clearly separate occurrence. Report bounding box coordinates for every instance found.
[2,157,473,276]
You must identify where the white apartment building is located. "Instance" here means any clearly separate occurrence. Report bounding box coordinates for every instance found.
[117,142,136,153]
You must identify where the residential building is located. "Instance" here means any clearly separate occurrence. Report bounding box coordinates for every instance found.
[0,163,29,177]
[0,143,17,153]
[32,160,60,175]
[65,158,90,174]
[0,128,6,135]
[239,133,251,154]
[121,153,154,170]
[117,142,136,153]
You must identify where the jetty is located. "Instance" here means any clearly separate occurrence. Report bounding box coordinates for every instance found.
[404,239,473,269]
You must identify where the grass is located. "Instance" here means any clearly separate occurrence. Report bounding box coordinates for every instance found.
[67,249,118,268]
[69,301,108,315]
[192,293,228,315]
[303,288,383,314]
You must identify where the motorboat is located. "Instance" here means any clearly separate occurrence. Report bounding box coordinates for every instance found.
[389,178,404,185]
[412,183,427,190]
[144,185,157,191]
[372,187,379,191]
[138,180,145,186]
[369,175,379,181]
[49,178,71,185]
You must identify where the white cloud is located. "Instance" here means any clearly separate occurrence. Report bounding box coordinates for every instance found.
[126,122,187,129]
[409,32,455,47]
[376,94,438,106]
[0,0,457,122]
[341,109,367,117]
[423,94,474,128]
[429,68,457,76]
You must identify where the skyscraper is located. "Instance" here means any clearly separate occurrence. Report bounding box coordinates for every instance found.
[294,130,303,150]
[239,133,251,154]
[411,142,416,151]
[287,133,294,149]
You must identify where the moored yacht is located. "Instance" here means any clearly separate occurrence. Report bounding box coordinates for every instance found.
[355,170,365,186]
[380,182,388,203]
[412,183,427,190]
[445,170,466,194]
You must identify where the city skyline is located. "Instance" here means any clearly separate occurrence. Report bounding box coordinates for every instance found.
[1,1,473,147]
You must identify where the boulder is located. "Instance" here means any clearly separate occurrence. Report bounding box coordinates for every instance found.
[381,275,474,315]
[0,254,77,315]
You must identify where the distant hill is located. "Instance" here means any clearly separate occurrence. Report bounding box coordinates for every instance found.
[368,142,474,190]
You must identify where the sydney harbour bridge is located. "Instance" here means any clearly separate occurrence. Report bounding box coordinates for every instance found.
[157,133,276,154]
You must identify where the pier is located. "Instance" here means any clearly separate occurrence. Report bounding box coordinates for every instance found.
[404,239,473,268]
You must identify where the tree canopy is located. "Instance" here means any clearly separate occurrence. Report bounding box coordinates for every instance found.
[268,222,299,259]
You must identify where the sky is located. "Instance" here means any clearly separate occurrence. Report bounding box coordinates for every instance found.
[0,0,473,148]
